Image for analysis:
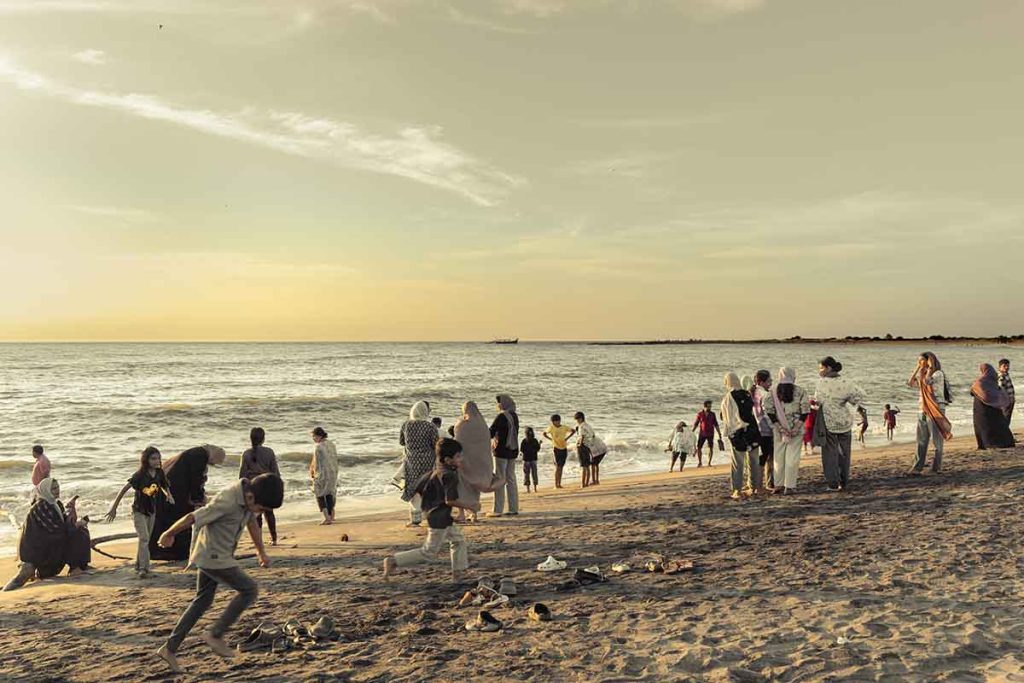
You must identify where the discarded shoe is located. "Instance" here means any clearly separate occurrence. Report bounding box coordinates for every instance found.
[465,610,503,632]
[498,578,518,596]
[611,562,631,574]
[528,603,552,622]
[536,556,567,572]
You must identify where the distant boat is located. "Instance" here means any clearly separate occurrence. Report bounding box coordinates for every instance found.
[490,338,519,345]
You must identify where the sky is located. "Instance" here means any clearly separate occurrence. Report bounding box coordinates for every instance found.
[1,0,1022,341]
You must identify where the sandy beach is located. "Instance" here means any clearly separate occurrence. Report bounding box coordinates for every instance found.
[2,434,1023,682]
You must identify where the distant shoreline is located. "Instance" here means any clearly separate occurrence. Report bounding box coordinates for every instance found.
[587,335,1024,347]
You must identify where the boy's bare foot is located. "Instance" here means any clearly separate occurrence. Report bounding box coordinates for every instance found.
[383,556,397,581]
[203,632,235,659]
[156,645,184,673]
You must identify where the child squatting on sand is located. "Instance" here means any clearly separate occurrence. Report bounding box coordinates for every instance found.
[383,438,470,583]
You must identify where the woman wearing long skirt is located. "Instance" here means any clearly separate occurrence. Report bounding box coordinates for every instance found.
[149,444,226,562]
[814,357,866,491]
[453,401,503,523]
[400,401,439,526]
[971,364,1015,449]
[721,372,763,499]
[763,367,811,494]
[310,427,339,525]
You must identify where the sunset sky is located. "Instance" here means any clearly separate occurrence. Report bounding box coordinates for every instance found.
[1,0,1022,341]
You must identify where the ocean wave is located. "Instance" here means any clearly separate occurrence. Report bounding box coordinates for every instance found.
[0,460,31,472]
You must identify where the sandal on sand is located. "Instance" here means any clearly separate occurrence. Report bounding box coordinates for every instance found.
[572,568,606,585]
[498,578,517,596]
[307,616,335,639]
[482,593,510,610]
[237,624,282,653]
[528,603,552,622]
[477,576,496,592]
[663,559,696,576]
[271,636,292,654]
[283,619,310,639]
[465,610,503,632]
[536,556,567,572]
[611,562,631,574]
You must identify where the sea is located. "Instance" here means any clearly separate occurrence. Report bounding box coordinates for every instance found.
[0,342,1017,555]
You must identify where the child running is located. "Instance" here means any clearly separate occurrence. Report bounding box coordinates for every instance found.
[521,427,541,493]
[383,438,469,583]
[542,414,575,489]
[104,446,174,578]
[156,473,284,674]
[666,421,696,472]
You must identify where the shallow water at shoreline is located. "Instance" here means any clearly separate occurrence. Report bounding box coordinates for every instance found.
[1,341,1018,553]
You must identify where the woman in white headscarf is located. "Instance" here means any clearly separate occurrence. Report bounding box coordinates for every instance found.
[3,478,92,591]
[763,367,811,494]
[721,372,764,499]
[399,400,439,526]
[454,401,503,523]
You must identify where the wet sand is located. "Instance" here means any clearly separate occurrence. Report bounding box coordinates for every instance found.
[2,434,1023,682]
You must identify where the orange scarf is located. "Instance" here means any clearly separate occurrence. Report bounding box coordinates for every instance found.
[919,373,952,440]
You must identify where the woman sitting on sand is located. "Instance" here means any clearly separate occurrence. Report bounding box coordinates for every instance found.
[149,444,226,562]
[400,401,440,527]
[454,401,503,523]
[722,372,764,499]
[971,364,1016,450]
[310,426,340,525]
[763,367,811,495]
[3,477,92,591]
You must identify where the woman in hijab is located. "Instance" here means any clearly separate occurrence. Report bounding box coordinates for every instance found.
[3,477,92,591]
[454,401,503,523]
[489,394,520,517]
[763,367,811,494]
[150,444,226,562]
[400,401,439,526]
[310,426,340,525]
[721,372,764,499]
[971,364,1016,449]
[814,357,866,491]
[906,351,953,475]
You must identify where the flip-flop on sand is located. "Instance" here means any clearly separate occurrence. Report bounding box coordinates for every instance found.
[237,624,283,653]
[536,556,567,572]
[611,562,631,573]
[663,559,696,575]
[573,568,606,585]
[528,603,552,622]
[482,592,510,610]
[465,610,503,632]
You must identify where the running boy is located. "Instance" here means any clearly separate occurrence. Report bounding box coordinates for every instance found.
[692,402,722,466]
[383,438,469,583]
[542,414,576,489]
[883,404,900,440]
[156,473,284,674]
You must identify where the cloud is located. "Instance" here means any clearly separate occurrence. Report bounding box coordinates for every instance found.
[71,49,106,65]
[566,152,673,179]
[0,57,521,206]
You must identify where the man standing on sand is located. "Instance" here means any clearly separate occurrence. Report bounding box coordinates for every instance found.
[156,473,283,674]
[692,401,722,467]
[997,359,1014,426]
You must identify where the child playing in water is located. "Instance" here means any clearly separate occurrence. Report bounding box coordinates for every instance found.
[856,405,869,444]
[883,404,900,440]
[666,421,696,472]
[104,446,174,578]
[521,427,541,492]
[383,438,469,582]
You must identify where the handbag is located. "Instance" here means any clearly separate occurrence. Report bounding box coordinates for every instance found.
[812,407,828,447]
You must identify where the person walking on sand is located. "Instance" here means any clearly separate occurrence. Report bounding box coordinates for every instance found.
[400,401,439,526]
[997,359,1014,426]
[971,364,1016,449]
[104,446,174,578]
[763,368,811,495]
[521,427,541,493]
[722,373,764,499]
[883,404,901,441]
[752,370,776,489]
[692,401,722,467]
[814,357,866,491]
[489,394,520,517]
[907,351,953,476]
[155,473,283,674]
[240,427,281,544]
[542,414,575,489]
[453,401,503,523]
[383,438,469,583]
[666,421,696,472]
[310,427,339,525]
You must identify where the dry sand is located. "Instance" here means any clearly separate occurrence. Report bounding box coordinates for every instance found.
[1,435,1023,682]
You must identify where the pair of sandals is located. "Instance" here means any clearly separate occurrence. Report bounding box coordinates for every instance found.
[238,617,336,653]
[459,577,517,609]
[644,558,695,575]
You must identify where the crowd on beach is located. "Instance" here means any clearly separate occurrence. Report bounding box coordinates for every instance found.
[1,352,1017,673]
